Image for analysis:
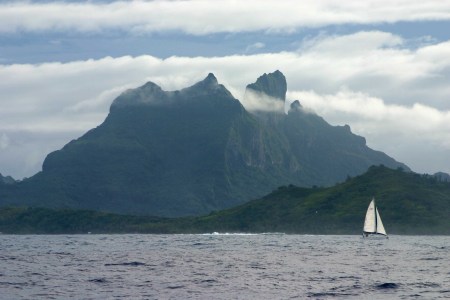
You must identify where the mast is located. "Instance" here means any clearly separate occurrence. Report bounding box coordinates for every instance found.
[373,198,377,233]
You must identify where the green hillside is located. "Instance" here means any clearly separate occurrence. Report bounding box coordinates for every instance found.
[1,166,449,234]
[192,166,450,234]
[0,206,170,234]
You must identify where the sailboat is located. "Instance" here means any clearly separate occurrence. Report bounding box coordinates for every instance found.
[363,198,388,238]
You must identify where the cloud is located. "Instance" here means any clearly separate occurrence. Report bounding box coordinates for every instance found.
[300,31,404,56]
[292,32,450,109]
[242,89,284,112]
[1,30,450,178]
[289,88,450,143]
[0,133,10,150]
[245,42,265,53]
[0,130,74,180]
[288,88,450,175]
[1,1,450,35]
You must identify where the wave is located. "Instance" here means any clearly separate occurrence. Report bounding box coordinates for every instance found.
[199,232,286,236]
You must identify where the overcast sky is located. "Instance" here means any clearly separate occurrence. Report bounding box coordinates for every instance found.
[1,0,450,179]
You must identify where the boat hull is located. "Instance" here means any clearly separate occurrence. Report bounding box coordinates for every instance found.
[362,232,388,239]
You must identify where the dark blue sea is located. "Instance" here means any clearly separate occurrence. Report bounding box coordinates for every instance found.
[0,234,449,299]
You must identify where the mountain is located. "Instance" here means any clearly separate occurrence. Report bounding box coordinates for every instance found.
[0,72,408,217]
[0,73,295,216]
[1,166,449,234]
[245,71,409,186]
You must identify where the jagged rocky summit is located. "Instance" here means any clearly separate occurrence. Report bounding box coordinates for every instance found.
[0,71,409,217]
[111,73,231,108]
[246,70,287,101]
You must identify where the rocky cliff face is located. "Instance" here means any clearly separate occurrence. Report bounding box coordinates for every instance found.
[245,70,287,101]
[0,71,409,217]
[244,70,409,184]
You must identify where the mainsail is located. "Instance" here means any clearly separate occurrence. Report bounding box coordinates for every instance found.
[363,198,388,237]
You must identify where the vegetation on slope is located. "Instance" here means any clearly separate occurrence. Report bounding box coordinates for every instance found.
[1,166,449,235]
[193,166,450,234]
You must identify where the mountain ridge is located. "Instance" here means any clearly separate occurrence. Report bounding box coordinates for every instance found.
[0,71,409,217]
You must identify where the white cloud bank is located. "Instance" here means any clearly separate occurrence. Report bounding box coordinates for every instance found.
[1,31,450,178]
[1,0,450,34]
[289,89,450,174]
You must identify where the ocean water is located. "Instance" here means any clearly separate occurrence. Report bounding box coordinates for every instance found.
[0,234,449,299]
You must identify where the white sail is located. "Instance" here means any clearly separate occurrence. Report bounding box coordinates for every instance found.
[363,199,376,233]
[375,208,387,235]
[363,198,388,237]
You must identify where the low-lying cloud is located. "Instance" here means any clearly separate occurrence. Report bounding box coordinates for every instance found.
[243,90,285,113]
